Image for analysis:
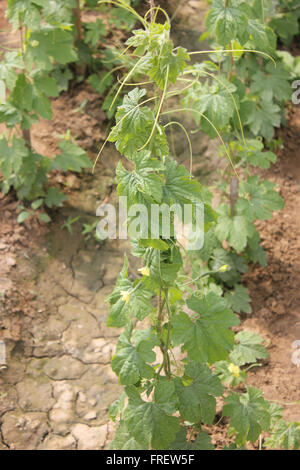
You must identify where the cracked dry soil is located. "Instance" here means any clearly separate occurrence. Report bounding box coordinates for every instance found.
[0,203,129,449]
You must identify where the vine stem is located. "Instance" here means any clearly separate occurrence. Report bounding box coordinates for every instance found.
[19,23,32,151]
[228,42,234,80]
[163,290,172,377]
[158,288,162,325]
[156,289,171,378]
[73,0,84,42]
[156,289,166,376]
[22,129,32,151]
[230,177,239,216]
[73,0,86,76]
[149,0,155,22]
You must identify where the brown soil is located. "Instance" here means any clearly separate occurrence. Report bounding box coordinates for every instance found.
[243,107,300,423]
[0,0,300,450]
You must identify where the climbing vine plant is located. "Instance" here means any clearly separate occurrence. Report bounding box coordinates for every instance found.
[100,0,300,450]
[0,0,139,221]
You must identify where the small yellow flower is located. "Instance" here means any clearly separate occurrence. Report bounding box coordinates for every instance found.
[120,291,130,304]
[219,264,229,273]
[228,363,240,378]
[138,266,150,277]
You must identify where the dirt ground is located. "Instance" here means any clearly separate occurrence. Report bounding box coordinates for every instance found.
[0,0,300,450]
[243,106,300,423]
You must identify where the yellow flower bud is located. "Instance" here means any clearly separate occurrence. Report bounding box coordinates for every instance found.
[228,363,240,378]
[138,266,150,277]
[120,291,130,304]
[219,264,229,273]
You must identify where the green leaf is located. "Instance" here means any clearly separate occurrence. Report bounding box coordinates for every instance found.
[0,103,22,127]
[225,284,252,314]
[107,284,154,327]
[184,80,236,136]
[122,386,180,449]
[15,152,48,200]
[0,136,28,182]
[214,360,246,387]
[206,0,248,46]
[241,99,281,140]
[109,421,145,450]
[8,73,55,121]
[0,51,22,90]
[107,256,153,327]
[238,176,284,220]
[25,28,78,70]
[31,198,44,210]
[42,0,75,25]
[108,88,154,158]
[32,91,52,120]
[149,246,182,287]
[51,66,73,92]
[168,427,214,450]
[270,13,300,45]
[171,292,239,363]
[106,254,131,304]
[139,238,169,251]
[33,75,59,97]
[163,160,203,207]
[215,206,254,252]
[110,6,139,30]
[0,80,6,104]
[17,211,31,224]
[10,74,33,111]
[152,379,178,416]
[112,327,157,384]
[84,19,106,47]
[39,213,51,223]
[149,43,190,89]
[209,247,248,286]
[7,0,47,30]
[265,420,300,450]
[87,72,113,95]
[248,149,276,169]
[109,392,126,421]
[250,64,291,103]
[45,187,67,208]
[54,140,92,172]
[246,19,275,51]
[235,137,277,169]
[175,361,223,424]
[246,232,267,267]
[116,155,163,205]
[223,386,271,445]
[197,225,219,262]
[126,22,171,55]
[230,330,269,366]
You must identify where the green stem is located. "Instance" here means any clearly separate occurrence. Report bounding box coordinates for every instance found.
[22,129,32,151]
[157,288,166,374]
[163,289,172,378]
[157,288,162,325]
[230,177,239,217]
[228,42,234,81]
[18,23,32,151]
[156,289,171,378]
